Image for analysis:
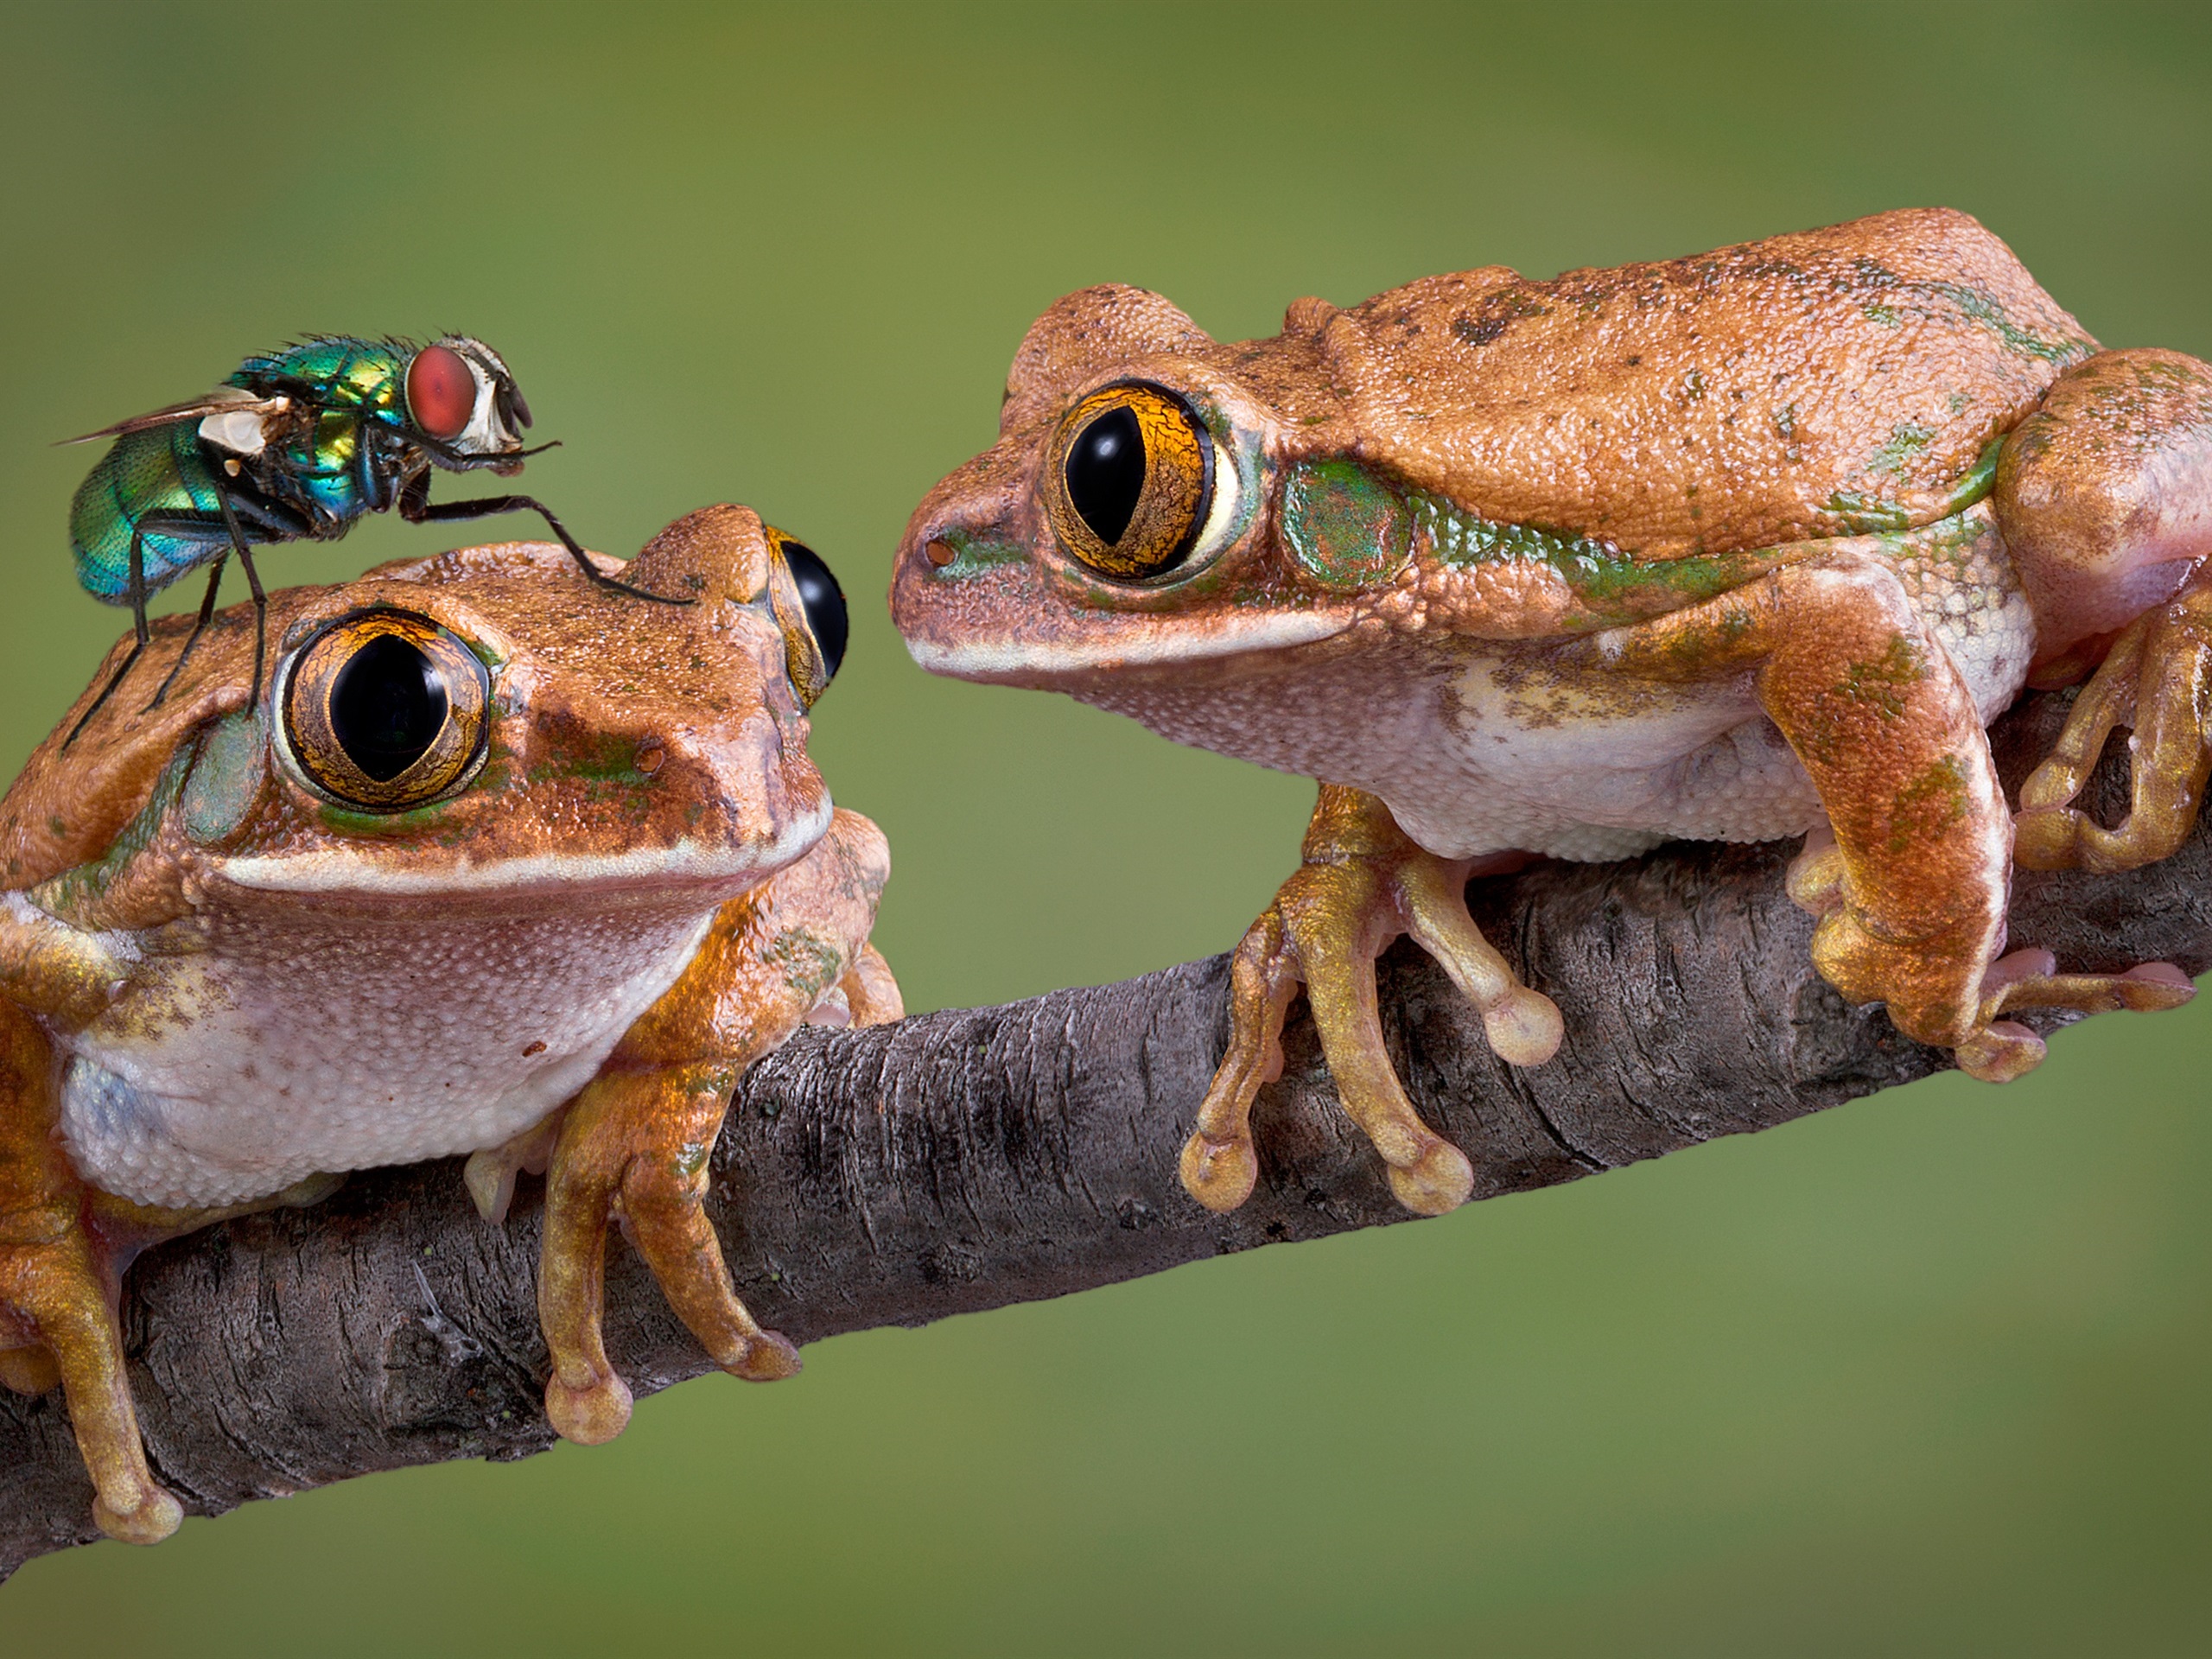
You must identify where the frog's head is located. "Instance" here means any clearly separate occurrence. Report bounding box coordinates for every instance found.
[8,506,847,918]
[891,283,1374,692]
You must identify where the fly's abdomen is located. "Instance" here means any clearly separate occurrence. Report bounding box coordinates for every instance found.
[67,426,226,601]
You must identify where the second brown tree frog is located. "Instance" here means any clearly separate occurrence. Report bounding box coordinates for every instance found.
[892,208,2206,1219]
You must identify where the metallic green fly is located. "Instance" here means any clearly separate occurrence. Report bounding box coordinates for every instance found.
[63,334,682,741]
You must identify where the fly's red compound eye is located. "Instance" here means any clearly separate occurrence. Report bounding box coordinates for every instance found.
[404,345,475,441]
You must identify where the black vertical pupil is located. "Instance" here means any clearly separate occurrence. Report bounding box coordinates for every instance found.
[1065,405,1146,547]
[781,541,849,682]
[329,632,448,781]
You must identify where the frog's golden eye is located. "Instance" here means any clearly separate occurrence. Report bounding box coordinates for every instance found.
[1044,383,1215,581]
[282,610,492,810]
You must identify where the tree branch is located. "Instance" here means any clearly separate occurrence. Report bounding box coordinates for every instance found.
[1,691,2198,1576]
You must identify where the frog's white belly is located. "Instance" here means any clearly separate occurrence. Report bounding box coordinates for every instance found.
[56,895,720,1209]
[1077,533,2036,862]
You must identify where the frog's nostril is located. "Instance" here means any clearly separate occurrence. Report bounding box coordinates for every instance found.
[925,538,957,569]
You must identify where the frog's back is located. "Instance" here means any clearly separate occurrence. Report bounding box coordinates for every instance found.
[1307,208,2095,558]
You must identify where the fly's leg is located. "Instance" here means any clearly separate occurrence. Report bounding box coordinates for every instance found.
[1582,550,2190,1081]
[0,1002,181,1543]
[67,505,251,745]
[398,474,690,605]
[531,810,896,1444]
[235,542,268,704]
[142,556,227,711]
[1181,787,1560,1217]
[65,524,159,748]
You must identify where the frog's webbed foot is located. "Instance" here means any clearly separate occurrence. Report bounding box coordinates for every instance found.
[1787,832,2194,1083]
[1179,785,1561,1218]
[2016,580,2212,874]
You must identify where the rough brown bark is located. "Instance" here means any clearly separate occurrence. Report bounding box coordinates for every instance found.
[0,691,2197,1577]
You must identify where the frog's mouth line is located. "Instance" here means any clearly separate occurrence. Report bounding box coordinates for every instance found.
[902,608,1348,682]
[209,798,831,898]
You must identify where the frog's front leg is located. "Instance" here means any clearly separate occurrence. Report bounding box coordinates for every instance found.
[1180,786,1562,1217]
[0,1001,182,1543]
[535,809,899,1445]
[1587,550,2190,1079]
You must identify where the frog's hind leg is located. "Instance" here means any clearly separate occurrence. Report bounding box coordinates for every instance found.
[1589,550,2190,1083]
[2014,600,2212,872]
[0,1002,181,1543]
[2002,349,2212,872]
[1180,785,1562,1218]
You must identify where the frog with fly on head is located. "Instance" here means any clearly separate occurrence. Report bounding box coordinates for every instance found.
[0,504,893,1544]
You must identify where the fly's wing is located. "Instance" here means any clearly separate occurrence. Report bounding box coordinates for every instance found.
[59,385,294,446]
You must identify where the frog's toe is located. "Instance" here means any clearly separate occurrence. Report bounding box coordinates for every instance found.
[1179,1130,1260,1215]
[1954,1020,2048,1083]
[621,1144,802,1384]
[538,1067,801,1444]
[1480,988,1565,1069]
[0,1343,60,1395]
[1953,954,2196,1081]
[1384,1141,1477,1217]
[544,1371,632,1446]
[2015,591,2212,874]
[94,1487,183,1547]
[1179,788,1547,1218]
[1179,909,1294,1216]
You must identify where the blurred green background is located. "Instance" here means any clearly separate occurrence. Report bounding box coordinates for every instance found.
[2,2,2209,1651]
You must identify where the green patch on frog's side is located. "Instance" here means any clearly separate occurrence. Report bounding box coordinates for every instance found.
[764,926,843,999]
[30,747,194,922]
[1281,460,1413,590]
[1923,279,2094,365]
[927,527,1032,579]
[1834,633,1927,723]
[1410,489,1781,623]
[1847,257,2095,365]
[1824,436,2003,533]
[1872,499,2003,576]
[180,714,266,844]
[1889,753,1971,853]
[1866,421,1937,478]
